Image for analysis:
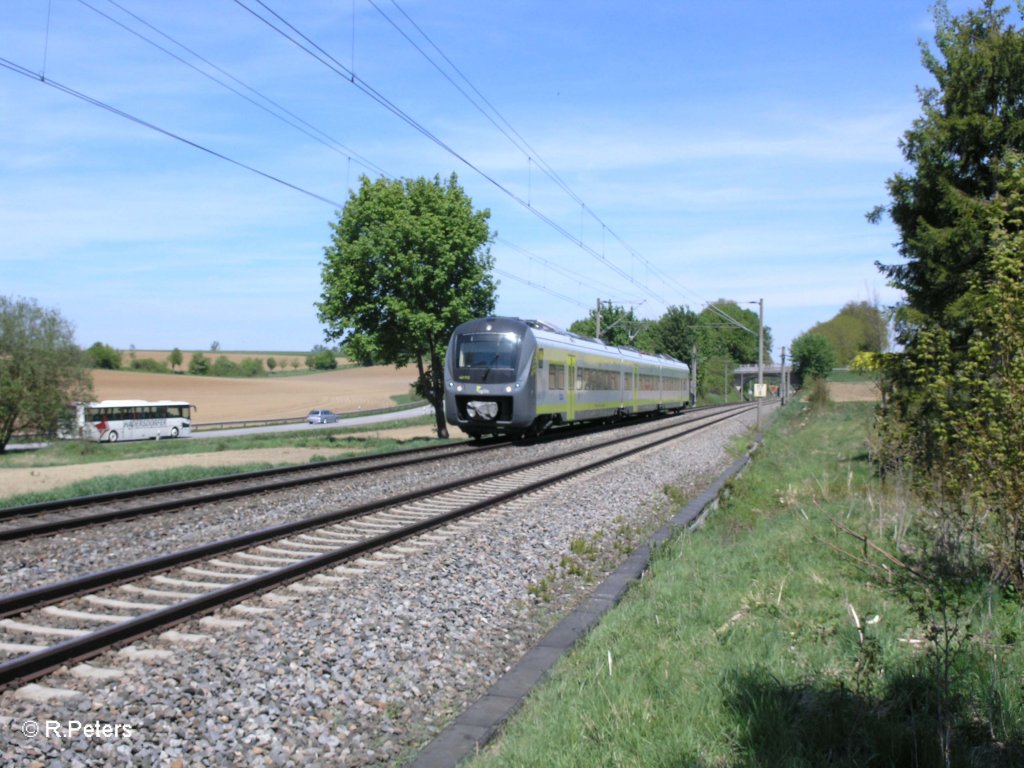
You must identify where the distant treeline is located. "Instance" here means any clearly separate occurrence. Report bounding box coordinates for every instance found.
[85,343,344,377]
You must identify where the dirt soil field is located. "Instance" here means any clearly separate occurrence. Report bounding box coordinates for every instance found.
[1,366,437,500]
[92,365,417,424]
[828,381,881,402]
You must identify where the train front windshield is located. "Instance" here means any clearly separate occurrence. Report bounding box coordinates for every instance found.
[456,332,520,369]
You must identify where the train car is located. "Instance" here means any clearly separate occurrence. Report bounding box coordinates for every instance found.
[444,316,690,438]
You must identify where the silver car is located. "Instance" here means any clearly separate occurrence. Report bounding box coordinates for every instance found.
[306,409,339,424]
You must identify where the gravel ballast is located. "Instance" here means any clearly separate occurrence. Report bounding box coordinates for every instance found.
[1,408,764,766]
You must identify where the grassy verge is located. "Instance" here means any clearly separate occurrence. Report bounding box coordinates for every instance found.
[1,416,439,469]
[470,399,1024,767]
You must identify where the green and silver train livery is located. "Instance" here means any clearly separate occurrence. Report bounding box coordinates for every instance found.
[444,316,690,438]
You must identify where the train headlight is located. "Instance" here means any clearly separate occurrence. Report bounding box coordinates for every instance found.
[455,384,463,392]
[505,386,513,393]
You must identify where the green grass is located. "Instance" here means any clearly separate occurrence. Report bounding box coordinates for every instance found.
[470,400,1024,767]
[0,415,453,508]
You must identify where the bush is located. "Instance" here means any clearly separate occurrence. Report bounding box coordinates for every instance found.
[806,377,830,409]
[188,351,210,375]
[86,342,122,370]
[239,357,265,377]
[130,358,169,373]
[202,355,266,378]
[306,348,338,371]
[211,355,239,377]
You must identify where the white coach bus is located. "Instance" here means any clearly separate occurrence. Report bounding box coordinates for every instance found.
[63,400,195,442]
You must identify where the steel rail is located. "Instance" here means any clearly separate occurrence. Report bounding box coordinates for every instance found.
[0,404,738,542]
[0,439,483,521]
[0,442,500,542]
[0,405,754,690]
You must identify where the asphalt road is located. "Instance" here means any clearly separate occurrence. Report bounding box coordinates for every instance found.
[191,404,435,439]
[6,404,436,450]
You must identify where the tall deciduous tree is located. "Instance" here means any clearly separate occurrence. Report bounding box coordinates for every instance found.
[696,301,772,366]
[317,173,497,438]
[805,301,889,366]
[789,332,838,384]
[650,305,700,362]
[569,304,651,349]
[0,297,92,452]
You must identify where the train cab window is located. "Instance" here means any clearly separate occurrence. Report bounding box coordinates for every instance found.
[457,332,520,369]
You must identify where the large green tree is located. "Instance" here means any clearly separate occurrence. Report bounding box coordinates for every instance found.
[317,173,497,438]
[568,303,653,349]
[789,332,838,384]
[697,301,771,364]
[649,305,700,362]
[870,1,1024,590]
[872,0,1024,340]
[804,301,889,366]
[0,297,93,452]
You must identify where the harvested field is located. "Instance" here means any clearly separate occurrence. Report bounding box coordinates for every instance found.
[0,366,440,500]
[828,380,881,402]
[92,365,418,424]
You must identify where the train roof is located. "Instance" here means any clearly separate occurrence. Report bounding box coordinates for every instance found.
[525,319,685,365]
[459,316,686,368]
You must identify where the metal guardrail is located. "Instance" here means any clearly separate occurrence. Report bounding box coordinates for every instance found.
[191,400,429,432]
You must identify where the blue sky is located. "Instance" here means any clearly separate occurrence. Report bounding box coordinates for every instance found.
[1,1,979,360]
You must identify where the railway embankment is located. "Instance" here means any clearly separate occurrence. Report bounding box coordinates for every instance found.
[1,407,760,766]
[464,396,1024,767]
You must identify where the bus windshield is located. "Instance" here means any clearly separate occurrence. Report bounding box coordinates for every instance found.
[456,332,520,369]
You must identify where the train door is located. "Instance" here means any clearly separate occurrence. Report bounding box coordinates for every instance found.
[567,355,577,421]
[632,365,639,414]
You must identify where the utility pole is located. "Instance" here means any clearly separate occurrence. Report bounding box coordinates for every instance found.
[594,298,602,340]
[756,298,764,432]
[780,346,787,405]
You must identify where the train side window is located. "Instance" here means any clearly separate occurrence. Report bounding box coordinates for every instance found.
[548,363,565,390]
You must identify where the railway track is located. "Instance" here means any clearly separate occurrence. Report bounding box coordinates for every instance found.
[0,441,488,542]
[0,404,738,543]
[0,403,754,692]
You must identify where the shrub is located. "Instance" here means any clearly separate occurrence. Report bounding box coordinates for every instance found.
[188,351,210,375]
[86,342,122,370]
[306,348,338,371]
[130,358,169,373]
[239,357,265,377]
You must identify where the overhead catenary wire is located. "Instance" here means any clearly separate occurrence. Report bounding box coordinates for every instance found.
[0,55,346,210]
[14,0,690,320]
[9,2,759,336]
[79,0,389,180]
[229,0,674,308]
[362,0,757,334]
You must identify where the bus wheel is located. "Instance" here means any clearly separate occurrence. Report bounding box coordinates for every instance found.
[170,427,179,438]
[107,431,119,443]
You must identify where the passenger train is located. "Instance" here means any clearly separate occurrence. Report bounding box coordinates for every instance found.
[444,316,691,438]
